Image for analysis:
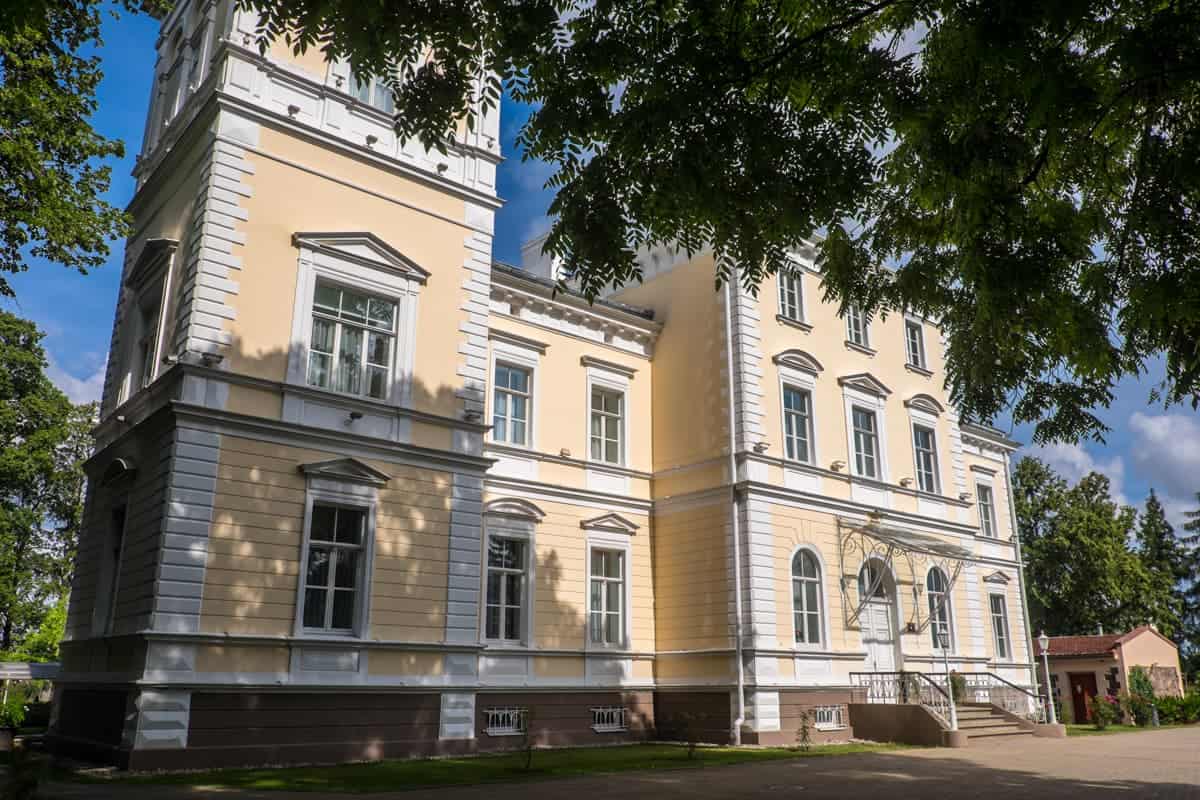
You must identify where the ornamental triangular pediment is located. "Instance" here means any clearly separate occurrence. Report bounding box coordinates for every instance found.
[299,458,391,486]
[904,393,946,415]
[293,232,430,283]
[983,570,1011,585]
[838,372,891,397]
[772,349,824,375]
[483,497,546,521]
[580,513,639,535]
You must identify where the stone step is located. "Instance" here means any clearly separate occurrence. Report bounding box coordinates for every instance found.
[958,718,1021,730]
[965,727,1034,739]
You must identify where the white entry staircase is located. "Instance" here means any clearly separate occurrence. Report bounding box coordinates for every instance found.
[955,703,1034,740]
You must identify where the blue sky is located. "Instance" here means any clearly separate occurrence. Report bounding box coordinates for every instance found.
[5,8,1198,528]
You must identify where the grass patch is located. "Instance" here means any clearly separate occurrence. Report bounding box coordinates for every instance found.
[1066,723,1191,736]
[68,742,908,793]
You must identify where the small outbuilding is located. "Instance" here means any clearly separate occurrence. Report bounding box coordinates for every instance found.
[1035,625,1184,724]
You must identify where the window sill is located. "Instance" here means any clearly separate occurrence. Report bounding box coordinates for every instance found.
[844,340,877,357]
[776,314,813,333]
[815,723,849,732]
[905,363,934,377]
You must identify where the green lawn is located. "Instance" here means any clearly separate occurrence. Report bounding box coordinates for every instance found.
[1066,723,1192,736]
[71,742,908,793]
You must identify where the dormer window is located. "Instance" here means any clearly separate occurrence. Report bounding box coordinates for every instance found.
[307,281,397,400]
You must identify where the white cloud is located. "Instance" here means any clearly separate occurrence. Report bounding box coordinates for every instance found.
[46,358,106,405]
[1026,442,1130,508]
[1128,411,1200,528]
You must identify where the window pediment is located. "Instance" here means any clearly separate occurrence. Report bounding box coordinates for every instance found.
[99,457,137,487]
[484,497,546,521]
[125,238,179,291]
[838,372,891,398]
[299,457,392,486]
[773,349,824,376]
[580,513,639,535]
[904,393,946,416]
[983,570,1011,585]
[293,232,430,284]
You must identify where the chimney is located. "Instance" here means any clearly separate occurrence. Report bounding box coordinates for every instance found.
[1097,623,1104,635]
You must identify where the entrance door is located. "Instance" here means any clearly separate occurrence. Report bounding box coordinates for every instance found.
[859,561,898,673]
[862,601,897,672]
[1069,672,1099,723]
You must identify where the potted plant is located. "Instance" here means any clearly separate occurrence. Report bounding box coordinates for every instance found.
[0,691,28,751]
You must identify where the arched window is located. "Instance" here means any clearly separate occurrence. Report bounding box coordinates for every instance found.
[792,549,823,646]
[927,567,952,650]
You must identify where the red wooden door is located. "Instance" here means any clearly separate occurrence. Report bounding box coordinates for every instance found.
[1069,672,1099,722]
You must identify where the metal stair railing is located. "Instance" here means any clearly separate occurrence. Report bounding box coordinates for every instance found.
[959,672,1047,723]
[850,671,954,729]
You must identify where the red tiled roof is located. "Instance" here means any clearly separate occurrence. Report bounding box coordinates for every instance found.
[1037,625,1158,657]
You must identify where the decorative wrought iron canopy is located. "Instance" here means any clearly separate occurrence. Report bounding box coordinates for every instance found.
[837,517,972,629]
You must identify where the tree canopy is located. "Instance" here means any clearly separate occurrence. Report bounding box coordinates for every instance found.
[1013,456,1198,650]
[0,310,93,659]
[247,0,1200,444]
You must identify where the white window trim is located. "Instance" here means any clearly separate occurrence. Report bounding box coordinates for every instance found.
[487,338,539,450]
[95,503,130,636]
[777,366,818,467]
[585,531,633,652]
[907,408,942,495]
[479,512,537,647]
[286,237,421,409]
[904,318,927,369]
[845,306,871,348]
[585,367,630,468]
[777,270,807,323]
[975,476,999,538]
[293,482,379,640]
[842,385,889,482]
[926,566,955,654]
[988,592,1012,661]
[788,544,831,652]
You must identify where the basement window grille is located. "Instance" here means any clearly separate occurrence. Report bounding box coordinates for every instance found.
[591,706,627,732]
[812,704,847,731]
[484,707,527,736]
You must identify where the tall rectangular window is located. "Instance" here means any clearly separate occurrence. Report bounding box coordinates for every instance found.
[977,483,997,537]
[905,321,926,369]
[852,406,879,478]
[912,424,939,493]
[590,387,624,464]
[493,363,531,446]
[485,537,526,641]
[846,306,869,347]
[101,506,127,634]
[307,281,397,400]
[989,594,1011,660]
[778,272,803,322]
[351,70,395,114]
[589,549,624,646]
[782,386,813,463]
[137,296,161,389]
[302,505,365,632]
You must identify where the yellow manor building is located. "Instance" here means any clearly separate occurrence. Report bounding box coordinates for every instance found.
[51,0,1041,768]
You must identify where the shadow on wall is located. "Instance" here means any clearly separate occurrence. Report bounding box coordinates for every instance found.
[167,334,473,643]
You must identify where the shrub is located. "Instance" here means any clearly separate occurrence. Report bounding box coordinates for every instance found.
[795,709,812,752]
[0,692,26,730]
[1118,690,1155,726]
[1129,666,1156,699]
[1088,694,1120,729]
[1155,696,1182,724]
[1180,690,1200,724]
[949,672,967,704]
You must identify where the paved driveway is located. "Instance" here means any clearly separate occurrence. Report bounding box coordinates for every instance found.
[42,727,1200,800]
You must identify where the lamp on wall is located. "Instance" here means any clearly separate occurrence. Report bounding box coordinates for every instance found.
[199,351,223,368]
[830,460,846,472]
[899,476,914,488]
[752,441,770,454]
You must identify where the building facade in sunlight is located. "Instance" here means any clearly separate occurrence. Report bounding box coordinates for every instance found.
[52,0,1036,768]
